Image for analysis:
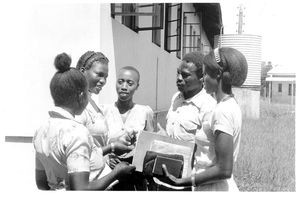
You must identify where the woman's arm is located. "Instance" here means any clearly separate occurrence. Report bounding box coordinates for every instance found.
[162,130,233,186]
[102,142,134,156]
[68,163,135,190]
[35,155,50,190]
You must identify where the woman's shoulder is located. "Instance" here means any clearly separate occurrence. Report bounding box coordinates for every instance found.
[134,104,154,114]
[215,98,240,115]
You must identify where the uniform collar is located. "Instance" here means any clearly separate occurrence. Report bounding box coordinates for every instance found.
[176,89,210,108]
[49,106,77,121]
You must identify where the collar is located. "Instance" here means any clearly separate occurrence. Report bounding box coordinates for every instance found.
[48,106,77,122]
[175,89,209,108]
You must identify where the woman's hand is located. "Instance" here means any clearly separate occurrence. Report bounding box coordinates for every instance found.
[118,130,138,146]
[113,162,136,179]
[112,141,134,155]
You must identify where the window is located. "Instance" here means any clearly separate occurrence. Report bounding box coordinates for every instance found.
[288,84,292,95]
[152,4,163,46]
[193,31,196,51]
[164,3,182,58]
[278,83,282,93]
[189,25,192,53]
[111,3,164,32]
[182,12,202,56]
[197,38,201,51]
[294,84,296,95]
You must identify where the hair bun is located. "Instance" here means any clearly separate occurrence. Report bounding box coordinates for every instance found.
[54,53,72,72]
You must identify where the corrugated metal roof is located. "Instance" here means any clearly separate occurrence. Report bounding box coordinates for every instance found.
[267,65,296,75]
[266,77,296,82]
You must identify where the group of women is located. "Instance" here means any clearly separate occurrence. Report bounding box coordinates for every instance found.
[33,47,248,191]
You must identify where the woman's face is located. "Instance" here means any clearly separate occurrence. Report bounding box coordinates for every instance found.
[84,61,108,94]
[203,65,218,94]
[116,69,139,102]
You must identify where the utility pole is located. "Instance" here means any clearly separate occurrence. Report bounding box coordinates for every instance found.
[237,4,245,34]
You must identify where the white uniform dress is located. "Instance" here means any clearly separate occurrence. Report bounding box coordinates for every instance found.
[76,93,108,147]
[194,96,241,191]
[33,107,105,190]
[104,103,154,141]
[75,93,112,178]
[104,103,154,163]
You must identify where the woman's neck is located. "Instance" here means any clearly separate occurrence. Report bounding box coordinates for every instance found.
[60,106,76,117]
[116,99,134,114]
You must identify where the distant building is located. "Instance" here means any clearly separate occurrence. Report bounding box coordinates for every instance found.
[266,65,296,105]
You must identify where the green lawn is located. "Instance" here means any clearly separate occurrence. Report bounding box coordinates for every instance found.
[234,100,295,191]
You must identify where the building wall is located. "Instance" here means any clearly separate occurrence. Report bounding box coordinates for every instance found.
[111,3,212,112]
[112,19,179,111]
[0,2,105,137]
[270,81,295,104]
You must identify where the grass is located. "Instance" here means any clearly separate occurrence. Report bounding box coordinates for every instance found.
[233,99,295,191]
[155,99,295,191]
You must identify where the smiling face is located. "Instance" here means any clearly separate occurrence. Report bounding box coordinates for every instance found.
[176,61,202,96]
[116,69,139,101]
[83,61,108,94]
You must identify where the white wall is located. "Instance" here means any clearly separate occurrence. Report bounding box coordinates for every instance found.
[271,81,295,105]
[112,19,180,112]
[0,2,103,136]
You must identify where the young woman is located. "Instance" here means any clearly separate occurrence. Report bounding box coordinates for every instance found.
[104,66,154,190]
[161,47,248,191]
[75,51,110,147]
[33,53,135,190]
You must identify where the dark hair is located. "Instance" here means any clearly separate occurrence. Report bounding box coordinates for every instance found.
[76,51,109,70]
[119,66,140,83]
[203,47,248,94]
[50,53,87,108]
[182,51,204,79]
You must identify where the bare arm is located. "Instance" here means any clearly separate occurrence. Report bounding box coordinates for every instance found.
[35,155,50,190]
[68,163,135,190]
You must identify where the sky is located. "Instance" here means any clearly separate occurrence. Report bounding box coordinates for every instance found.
[220,0,299,67]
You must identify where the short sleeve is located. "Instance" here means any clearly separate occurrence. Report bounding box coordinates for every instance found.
[211,108,233,136]
[63,126,92,173]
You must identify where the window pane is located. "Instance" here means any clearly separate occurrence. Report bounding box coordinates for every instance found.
[278,83,282,92]
[152,4,161,46]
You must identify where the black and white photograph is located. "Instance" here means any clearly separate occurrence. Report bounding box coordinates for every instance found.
[0,0,297,194]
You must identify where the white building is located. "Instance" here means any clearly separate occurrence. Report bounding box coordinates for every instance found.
[266,65,296,105]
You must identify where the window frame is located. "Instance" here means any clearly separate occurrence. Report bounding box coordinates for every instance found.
[111,3,164,32]
[164,3,182,56]
[278,83,282,93]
